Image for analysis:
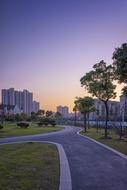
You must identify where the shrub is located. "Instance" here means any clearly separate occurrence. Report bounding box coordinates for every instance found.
[123,127,127,138]
[0,124,3,130]
[17,122,30,128]
[38,118,56,127]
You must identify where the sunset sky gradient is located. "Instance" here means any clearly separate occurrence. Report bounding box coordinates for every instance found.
[0,0,127,111]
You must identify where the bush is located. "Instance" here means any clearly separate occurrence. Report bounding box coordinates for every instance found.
[38,118,56,127]
[123,127,127,138]
[17,122,30,128]
[0,124,3,130]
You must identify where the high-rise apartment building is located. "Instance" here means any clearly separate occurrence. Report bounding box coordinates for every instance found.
[2,89,8,105]
[1,88,36,115]
[8,88,15,105]
[32,101,40,113]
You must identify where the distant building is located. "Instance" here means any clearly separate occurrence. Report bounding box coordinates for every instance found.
[2,89,8,105]
[0,104,21,115]
[56,106,69,117]
[1,88,39,115]
[32,101,40,113]
[89,99,120,121]
[120,95,127,120]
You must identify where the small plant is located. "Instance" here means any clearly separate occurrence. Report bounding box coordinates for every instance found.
[17,122,30,128]
[0,124,4,130]
[38,117,56,127]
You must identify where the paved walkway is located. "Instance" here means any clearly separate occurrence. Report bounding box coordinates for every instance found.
[0,126,127,190]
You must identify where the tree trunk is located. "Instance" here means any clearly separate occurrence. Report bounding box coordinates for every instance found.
[104,101,109,138]
[87,112,90,129]
[120,113,123,140]
[84,113,87,132]
[74,110,77,126]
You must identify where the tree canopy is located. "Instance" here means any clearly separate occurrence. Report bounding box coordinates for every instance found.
[113,43,127,96]
[80,60,116,101]
[75,96,95,132]
[80,60,116,137]
[112,43,127,83]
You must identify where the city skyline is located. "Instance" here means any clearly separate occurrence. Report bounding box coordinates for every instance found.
[1,0,127,111]
[1,88,40,114]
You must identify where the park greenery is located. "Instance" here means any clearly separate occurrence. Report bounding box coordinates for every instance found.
[0,122,62,138]
[113,43,127,95]
[75,43,127,139]
[74,96,95,132]
[0,142,59,190]
[80,61,116,138]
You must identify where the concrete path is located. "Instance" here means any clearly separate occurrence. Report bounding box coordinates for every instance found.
[0,126,127,190]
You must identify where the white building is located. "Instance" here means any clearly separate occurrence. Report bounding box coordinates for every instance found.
[89,99,120,121]
[2,89,8,105]
[32,101,40,113]
[57,106,69,117]
[1,88,38,115]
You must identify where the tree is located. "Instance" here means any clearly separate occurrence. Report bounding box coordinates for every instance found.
[75,96,95,132]
[54,112,62,124]
[73,102,78,126]
[113,43,127,82]
[113,43,127,95]
[30,112,38,121]
[36,109,45,117]
[113,43,127,138]
[45,110,53,117]
[80,60,116,138]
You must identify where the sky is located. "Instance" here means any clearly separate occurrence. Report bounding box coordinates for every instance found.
[0,0,127,111]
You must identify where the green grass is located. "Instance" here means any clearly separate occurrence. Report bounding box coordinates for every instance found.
[0,122,63,138]
[0,142,59,190]
[81,127,127,155]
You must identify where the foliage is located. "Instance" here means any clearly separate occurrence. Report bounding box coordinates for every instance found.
[73,103,78,126]
[36,109,45,117]
[0,122,62,138]
[75,96,95,132]
[45,110,53,117]
[0,124,4,130]
[75,96,95,114]
[112,43,127,83]
[5,114,15,122]
[17,122,30,128]
[80,60,116,100]
[54,112,62,119]
[80,60,116,138]
[38,117,56,127]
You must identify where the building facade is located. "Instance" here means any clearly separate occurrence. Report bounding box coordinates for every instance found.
[1,88,39,115]
[32,101,40,113]
[56,106,69,117]
[89,99,120,121]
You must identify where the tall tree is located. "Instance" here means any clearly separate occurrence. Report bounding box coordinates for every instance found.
[80,60,116,138]
[37,109,45,117]
[46,110,53,117]
[112,43,127,95]
[73,102,78,126]
[75,96,95,132]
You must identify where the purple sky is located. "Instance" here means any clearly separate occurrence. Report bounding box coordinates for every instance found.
[0,0,127,111]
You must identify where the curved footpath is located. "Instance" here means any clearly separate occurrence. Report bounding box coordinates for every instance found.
[0,126,127,190]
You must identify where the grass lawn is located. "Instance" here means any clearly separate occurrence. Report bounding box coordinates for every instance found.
[0,122,63,138]
[0,142,59,190]
[81,127,127,155]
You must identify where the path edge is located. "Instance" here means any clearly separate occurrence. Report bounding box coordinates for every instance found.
[0,140,72,190]
[77,129,127,160]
